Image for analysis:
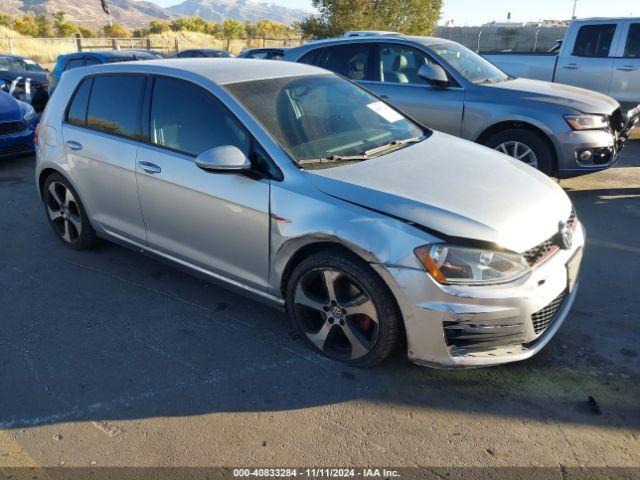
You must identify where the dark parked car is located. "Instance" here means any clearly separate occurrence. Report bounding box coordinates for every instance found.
[49,50,162,92]
[173,49,231,58]
[0,54,50,112]
[0,89,38,159]
[236,47,288,60]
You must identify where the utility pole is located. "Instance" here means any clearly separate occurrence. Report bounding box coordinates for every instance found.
[571,0,579,19]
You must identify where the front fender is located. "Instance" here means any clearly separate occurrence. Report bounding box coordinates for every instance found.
[268,178,438,297]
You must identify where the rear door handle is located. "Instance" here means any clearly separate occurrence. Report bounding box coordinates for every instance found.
[617,65,637,72]
[65,140,83,151]
[138,161,162,175]
[379,95,391,100]
[562,63,581,70]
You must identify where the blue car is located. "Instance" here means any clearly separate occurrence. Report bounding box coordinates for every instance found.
[49,50,162,92]
[0,90,38,158]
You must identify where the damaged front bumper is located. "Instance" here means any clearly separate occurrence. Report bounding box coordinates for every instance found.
[373,222,585,368]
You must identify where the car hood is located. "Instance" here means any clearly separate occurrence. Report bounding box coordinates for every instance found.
[483,78,619,114]
[0,91,21,120]
[306,132,572,253]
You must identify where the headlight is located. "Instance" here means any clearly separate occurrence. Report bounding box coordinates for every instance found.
[18,101,36,122]
[414,244,530,285]
[564,114,608,131]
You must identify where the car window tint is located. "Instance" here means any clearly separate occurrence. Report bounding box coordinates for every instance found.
[86,75,145,139]
[319,44,371,80]
[65,58,84,71]
[270,52,284,60]
[66,78,92,127]
[379,44,432,84]
[299,48,323,66]
[150,77,249,157]
[573,24,616,58]
[84,57,101,66]
[624,24,640,58]
[249,51,270,59]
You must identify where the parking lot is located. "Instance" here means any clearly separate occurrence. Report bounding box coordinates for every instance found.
[1,141,639,469]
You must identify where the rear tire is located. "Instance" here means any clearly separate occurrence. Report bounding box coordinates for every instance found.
[286,248,402,368]
[42,173,99,250]
[484,128,555,175]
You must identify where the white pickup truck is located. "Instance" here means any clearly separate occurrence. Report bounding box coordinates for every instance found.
[483,18,640,111]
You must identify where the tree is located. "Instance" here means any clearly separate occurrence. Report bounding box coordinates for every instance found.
[13,13,38,36]
[221,19,245,39]
[0,13,13,28]
[149,19,170,34]
[53,11,78,37]
[103,23,130,38]
[301,0,442,38]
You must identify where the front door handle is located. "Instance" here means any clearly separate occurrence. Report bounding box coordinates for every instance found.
[379,94,391,100]
[617,65,637,72]
[66,140,83,151]
[138,161,162,175]
[562,63,581,70]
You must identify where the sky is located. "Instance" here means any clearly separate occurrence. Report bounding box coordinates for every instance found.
[151,0,640,25]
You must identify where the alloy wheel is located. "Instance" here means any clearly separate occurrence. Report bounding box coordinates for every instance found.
[45,181,82,243]
[495,141,539,169]
[293,268,379,361]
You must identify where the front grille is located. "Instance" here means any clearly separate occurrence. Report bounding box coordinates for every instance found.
[523,209,577,266]
[0,120,28,136]
[532,290,568,335]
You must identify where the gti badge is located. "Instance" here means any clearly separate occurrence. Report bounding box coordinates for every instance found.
[559,221,573,250]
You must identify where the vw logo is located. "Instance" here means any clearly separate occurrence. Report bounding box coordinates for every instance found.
[559,221,573,250]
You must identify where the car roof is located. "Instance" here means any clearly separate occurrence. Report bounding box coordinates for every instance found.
[74,58,330,85]
[298,35,456,49]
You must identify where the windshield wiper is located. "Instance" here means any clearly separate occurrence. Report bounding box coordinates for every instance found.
[364,136,423,158]
[298,154,370,166]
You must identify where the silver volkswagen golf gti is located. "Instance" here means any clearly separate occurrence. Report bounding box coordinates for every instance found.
[36,59,584,368]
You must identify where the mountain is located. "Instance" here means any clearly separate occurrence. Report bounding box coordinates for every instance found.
[168,0,308,25]
[1,0,174,27]
[1,0,309,27]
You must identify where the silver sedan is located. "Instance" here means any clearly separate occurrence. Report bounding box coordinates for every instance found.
[35,59,584,368]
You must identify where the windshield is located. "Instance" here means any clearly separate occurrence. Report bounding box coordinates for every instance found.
[0,56,44,72]
[225,75,426,167]
[430,43,509,84]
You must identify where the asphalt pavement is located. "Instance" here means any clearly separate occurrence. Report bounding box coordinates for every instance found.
[0,141,639,470]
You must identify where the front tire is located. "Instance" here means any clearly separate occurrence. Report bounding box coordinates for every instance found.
[286,249,402,368]
[42,173,99,250]
[484,128,555,175]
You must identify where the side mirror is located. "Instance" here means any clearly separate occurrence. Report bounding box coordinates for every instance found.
[195,145,251,173]
[418,64,449,87]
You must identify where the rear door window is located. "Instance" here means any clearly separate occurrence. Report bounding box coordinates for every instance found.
[298,48,323,66]
[84,57,101,66]
[86,75,146,139]
[624,24,640,58]
[573,24,617,58]
[317,44,373,80]
[66,78,92,127]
